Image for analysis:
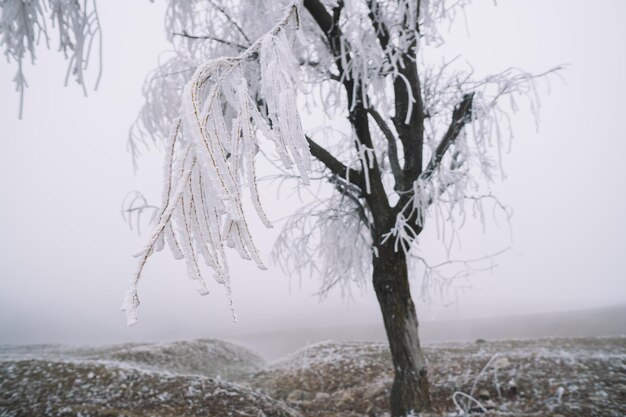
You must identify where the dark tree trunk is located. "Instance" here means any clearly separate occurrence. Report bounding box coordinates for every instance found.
[301,3,439,415]
[373,241,431,416]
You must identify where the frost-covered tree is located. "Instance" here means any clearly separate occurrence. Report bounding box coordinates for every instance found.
[2,0,558,415]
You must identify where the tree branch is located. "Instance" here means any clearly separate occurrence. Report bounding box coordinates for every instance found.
[301,0,352,114]
[423,92,474,180]
[393,93,474,221]
[389,3,425,190]
[365,0,390,51]
[304,0,387,210]
[206,0,252,45]
[172,31,249,50]
[332,178,371,229]
[303,0,346,71]
[393,53,425,190]
[306,135,365,188]
[367,108,403,188]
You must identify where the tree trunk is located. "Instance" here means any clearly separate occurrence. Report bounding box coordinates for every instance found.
[373,243,431,416]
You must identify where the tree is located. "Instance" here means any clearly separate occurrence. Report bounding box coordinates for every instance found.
[1,1,557,415]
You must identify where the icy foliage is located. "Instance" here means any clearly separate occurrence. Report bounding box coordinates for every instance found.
[129,0,290,163]
[273,191,373,298]
[0,0,102,117]
[0,0,559,319]
[123,1,308,325]
[131,0,472,151]
[121,0,561,313]
[383,65,560,253]
[278,1,559,293]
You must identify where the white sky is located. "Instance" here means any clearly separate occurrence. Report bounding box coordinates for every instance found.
[1,0,625,345]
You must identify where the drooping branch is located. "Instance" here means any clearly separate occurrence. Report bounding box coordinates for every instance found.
[123,1,306,325]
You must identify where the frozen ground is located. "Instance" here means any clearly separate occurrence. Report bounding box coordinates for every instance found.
[0,339,295,417]
[254,337,626,416]
[1,336,624,417]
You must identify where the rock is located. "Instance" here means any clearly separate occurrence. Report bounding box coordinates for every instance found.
[483,399,496,409]
[478,388,491,401]
[287,389,313,403]
[363,380,388,399]
[492,356,511,369]
[615,383,626,395]
[475,339,487,344]
[589,392,609,402]
[337,389,354,405]
[366,404,383,417]
[314,392,331,401]
[507,378,518,396]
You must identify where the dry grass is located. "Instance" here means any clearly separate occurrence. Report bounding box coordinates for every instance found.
[251,337,626,417]
[1,337,624,417]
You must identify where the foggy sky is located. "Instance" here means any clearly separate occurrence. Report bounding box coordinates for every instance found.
[1,0,625,346]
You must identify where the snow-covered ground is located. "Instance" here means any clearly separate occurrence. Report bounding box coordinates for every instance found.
[1,337,624,416]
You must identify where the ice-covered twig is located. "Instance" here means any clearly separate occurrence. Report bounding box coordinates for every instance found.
[121,191,159,235]
[123,1,309,326]
[468,353,501,401]
[452,391,487,415]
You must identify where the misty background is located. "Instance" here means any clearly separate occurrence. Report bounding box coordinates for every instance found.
[1,1,625,355]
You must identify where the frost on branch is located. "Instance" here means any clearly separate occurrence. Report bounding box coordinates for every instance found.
[0,0,102,117]
[273,190,373,298]
[122,2,308,325]
[128,0,288,165]
[124,0,560,316]
[270,0,560,296]
[383,65,562,256]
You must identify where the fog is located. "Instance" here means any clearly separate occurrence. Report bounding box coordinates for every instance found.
[1,1,625,348]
